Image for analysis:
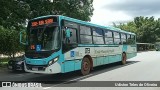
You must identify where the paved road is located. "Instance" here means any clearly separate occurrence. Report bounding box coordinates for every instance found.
[0,51,160,90]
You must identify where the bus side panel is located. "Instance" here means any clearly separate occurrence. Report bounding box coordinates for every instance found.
[74,60,82,70]
[108,55,119,63]
[127,52,137,59]
[108,54,121,64]
[63,47,86,72]
[126,45,137,59]
[103,56,109,64]
[64,61,75,73]
[60,54,65,73]
[108,46,122,64]
[63,59,82,73]
[116,54,122,62]
[94,45,122,66]
[94,46,108,66]
[96,57,104,66]
[93,58,97,67]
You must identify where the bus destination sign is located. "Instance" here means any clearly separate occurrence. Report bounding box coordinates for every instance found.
[31,18,53,27]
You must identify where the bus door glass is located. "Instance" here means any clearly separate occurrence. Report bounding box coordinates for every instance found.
[62,20,78,53]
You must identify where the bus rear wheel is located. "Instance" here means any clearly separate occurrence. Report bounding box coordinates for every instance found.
[81,57,91,75]
[121,53,127,65]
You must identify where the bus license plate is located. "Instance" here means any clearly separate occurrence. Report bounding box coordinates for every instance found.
[32,67,38,71]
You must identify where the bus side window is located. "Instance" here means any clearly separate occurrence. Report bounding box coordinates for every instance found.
[66,28,77,44]
[113,32,121,45]
[104,30,114,44]
[65,27,71,43]
[62,27,78,53]
[121,33,127,44]
[62,26,77,44]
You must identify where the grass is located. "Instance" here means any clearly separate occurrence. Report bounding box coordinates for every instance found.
[0,58,9,68]
[0,58,9,62]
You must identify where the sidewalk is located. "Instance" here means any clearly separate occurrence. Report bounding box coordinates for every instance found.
[137,50,156,53]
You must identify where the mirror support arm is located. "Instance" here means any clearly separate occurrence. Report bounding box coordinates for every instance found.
[20,30,28,45]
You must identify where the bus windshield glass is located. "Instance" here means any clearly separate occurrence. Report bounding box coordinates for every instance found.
[28,25,60,51]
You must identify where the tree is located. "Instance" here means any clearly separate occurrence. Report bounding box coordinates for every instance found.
[52,0,94,21]
[0,0,94,57]
[114,16,160,43]
[0,26,23,58]
[0,0,94,30]
[0,0,30,30]
[134,16,160,43]
[22,0,94,21]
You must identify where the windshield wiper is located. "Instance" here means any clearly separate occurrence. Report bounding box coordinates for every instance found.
[39,23,55,39]
[38,25,47,41]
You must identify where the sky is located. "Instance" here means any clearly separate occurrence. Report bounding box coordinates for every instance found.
[91,0,160,26]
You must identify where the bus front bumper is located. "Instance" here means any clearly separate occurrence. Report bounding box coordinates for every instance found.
[24,62,61,74]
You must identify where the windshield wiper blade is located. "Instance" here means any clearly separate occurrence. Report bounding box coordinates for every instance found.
[38,24,50,42]
[39,23,54,38]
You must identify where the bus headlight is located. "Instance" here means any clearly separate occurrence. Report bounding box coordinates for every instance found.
[48,57,59,66]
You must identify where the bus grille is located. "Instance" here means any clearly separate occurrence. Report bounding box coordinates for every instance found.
[26,64,47,71]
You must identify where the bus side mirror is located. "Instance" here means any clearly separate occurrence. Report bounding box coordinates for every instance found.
[65,29,71,38]
[20,30,28,45]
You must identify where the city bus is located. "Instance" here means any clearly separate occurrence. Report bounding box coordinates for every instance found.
[20,15,137,75]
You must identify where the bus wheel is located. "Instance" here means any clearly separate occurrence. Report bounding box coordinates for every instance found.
[122,53,127,65]
[81,57,91,75]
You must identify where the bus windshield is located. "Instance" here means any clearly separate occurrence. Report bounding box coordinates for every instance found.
[28,26,60,51]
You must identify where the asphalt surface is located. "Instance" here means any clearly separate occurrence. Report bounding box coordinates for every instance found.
[0,51,160,90]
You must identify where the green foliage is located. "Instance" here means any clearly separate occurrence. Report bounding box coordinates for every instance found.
[0,26,23,57]
[0,0,94,57]
[0,0,30,30]
[0,0,94,30]
[25,0,94,21]
[52,0,94,21]
[114,16,160,43]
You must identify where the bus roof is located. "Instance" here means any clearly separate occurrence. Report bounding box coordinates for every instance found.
[31,15,135,35]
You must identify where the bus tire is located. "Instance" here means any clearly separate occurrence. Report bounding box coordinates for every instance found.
[81,57,91,75]
[121,53,127,65]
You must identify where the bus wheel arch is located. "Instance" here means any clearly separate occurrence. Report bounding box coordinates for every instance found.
[122,52,127,65]
[81,55,93,75]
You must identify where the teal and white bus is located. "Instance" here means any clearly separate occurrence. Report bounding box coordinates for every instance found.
[20,15,137,75]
